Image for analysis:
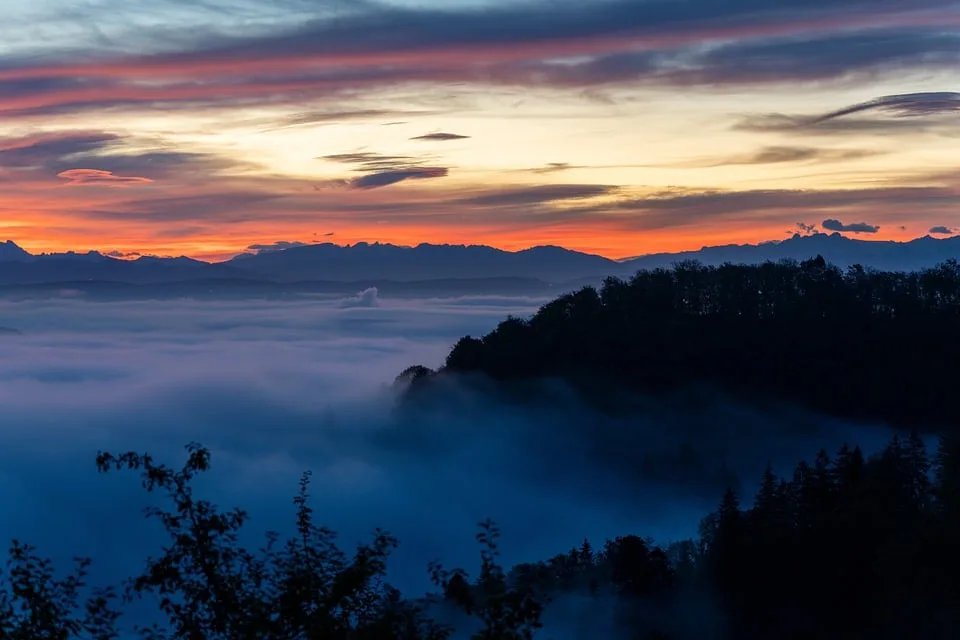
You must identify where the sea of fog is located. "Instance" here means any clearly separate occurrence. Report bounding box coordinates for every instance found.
[0,289,895,632]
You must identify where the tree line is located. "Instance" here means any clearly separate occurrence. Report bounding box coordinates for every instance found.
[4,431,960,638]
[412,256,960,428]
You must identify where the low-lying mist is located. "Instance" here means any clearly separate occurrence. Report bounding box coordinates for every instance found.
[0,293,895,634]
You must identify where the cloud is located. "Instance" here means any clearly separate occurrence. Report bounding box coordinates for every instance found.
[456,184,618,207]
[810,92,960,124]
[341,287,381,308]
[57,168,153,186]
[318,150,450,188]
[685,146,879,167]
[529,163,576,174]
[0,130,250,188]
[321,151,428,172]
[27,172,955,254]
[561,186,939,232]
[929,225,955,235]
[247,240,313,253]
[0,2,957,118]
[0,296,892,598]
[732,113,944,136]
[410,132,470,141]
[73,190,294,226]
[350,167,449,189]
[821,218,880,234]
[0,295,897,638]
[0,131,120,168]
[481,29,960,90]
[274,109,435,129]
[736,92,960,137]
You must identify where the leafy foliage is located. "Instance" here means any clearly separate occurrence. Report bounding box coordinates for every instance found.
[1,444,542,639]
[0,542,121,639]
[7,430,959,638]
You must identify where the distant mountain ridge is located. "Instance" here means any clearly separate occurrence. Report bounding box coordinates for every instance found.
[621,233,960,273]
[225,242,615,282]
[0,234,958,292]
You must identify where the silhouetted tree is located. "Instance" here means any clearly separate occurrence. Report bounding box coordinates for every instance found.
[428,257,960,429]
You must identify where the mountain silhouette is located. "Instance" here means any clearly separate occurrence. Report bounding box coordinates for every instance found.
[0,240,31,262]
[224,242,616,282]
[0,234,958,294]
[621,232,960,272]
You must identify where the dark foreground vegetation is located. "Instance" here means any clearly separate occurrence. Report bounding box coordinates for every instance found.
[3,433,960,638]
[407,256,960,428]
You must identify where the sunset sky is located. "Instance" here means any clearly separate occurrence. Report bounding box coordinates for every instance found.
[1,0,958,261]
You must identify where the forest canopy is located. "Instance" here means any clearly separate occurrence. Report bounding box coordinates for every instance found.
[410,256,960,429]
[4,432,960,638]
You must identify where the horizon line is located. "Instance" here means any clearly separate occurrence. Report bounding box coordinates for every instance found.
[3,231,959,264]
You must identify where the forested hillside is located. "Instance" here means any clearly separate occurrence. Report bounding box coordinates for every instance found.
[4,434,960,638]
[426,256,960,428]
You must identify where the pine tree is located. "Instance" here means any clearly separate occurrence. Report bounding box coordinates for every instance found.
[934,433,960,518]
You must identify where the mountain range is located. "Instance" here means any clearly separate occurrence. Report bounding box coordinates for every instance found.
[0,233,957,299]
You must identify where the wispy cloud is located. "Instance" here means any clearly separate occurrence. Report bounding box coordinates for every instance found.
[272,109,438,129]
[0,130,249,187]
[735,92,960,136]
[247,240,314,253]
[319,150,449,190]
[681,145,880,167]
[0,2,957,119]
[58,169,153,187]
[528,162,576,174]
[456,184,618,207]
[321,152,427,172]
[562,185,959,234]
[0,131,119,168]
[733,113,945,136]
[350,167,449,190]
[410,132,470,141]
[809,92,960,124]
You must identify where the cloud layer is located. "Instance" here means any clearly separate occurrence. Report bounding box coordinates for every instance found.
[2,2,958,119]
[0,294,894,629]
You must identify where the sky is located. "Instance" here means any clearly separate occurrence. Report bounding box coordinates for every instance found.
[0,0,958,260]
[0,292,890,633]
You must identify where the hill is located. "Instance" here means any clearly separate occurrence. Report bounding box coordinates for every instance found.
[403,255,960,429]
